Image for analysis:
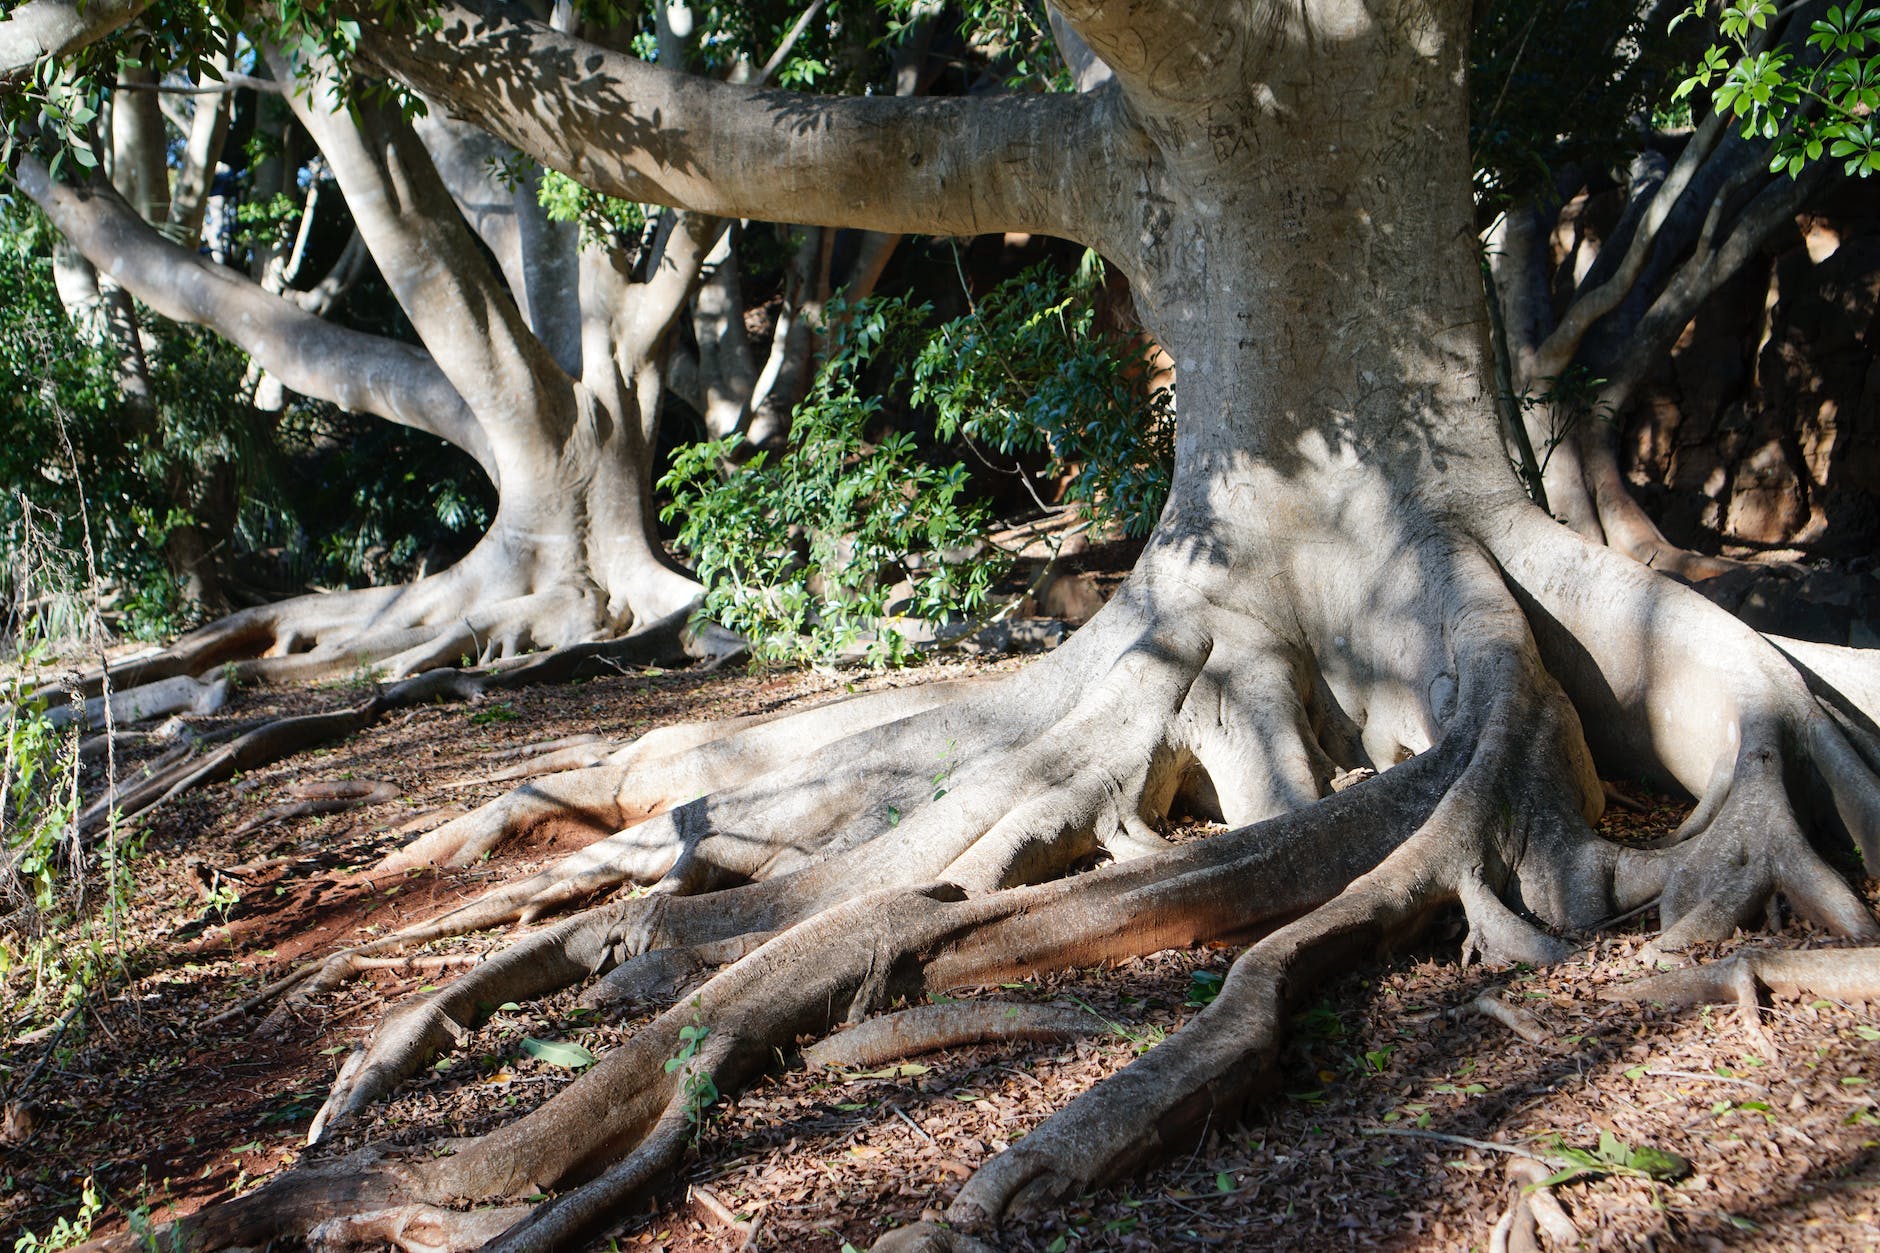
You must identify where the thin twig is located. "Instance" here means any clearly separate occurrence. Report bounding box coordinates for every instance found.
[688,1183,749,1232]
[1637,1068,1762,1089]
[1361,1126,1554,1164]
[1471,994,1551,1046]
[114,73,281,95]
[888,1103,932,1144]
[750,0,827,88]
[7,996,84,1100]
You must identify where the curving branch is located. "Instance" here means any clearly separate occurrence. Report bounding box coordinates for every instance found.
[0,0,151,84]
[14,157,495,473]
[167,51,232,243]
[270,47,579,452]
[356,0,1111,243]
[412,109,587,377]
[1598,160,1830,408]
[1048,0,1245,102]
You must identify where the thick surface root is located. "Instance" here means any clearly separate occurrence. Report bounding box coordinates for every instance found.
[232,778,400,835]
[1609,946,1880,1006]
[1606,945,1880,1061]
[801,1002,1111,1070]
[121,503,1880,1253]
[75,611,704,835]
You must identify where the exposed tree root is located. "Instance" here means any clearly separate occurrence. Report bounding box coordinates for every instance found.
[801,1002,1110,1070]
[1470,994,1551,1047]
[1606,945,1880,1059]
[1494,1158,1580,1253]
[231,778,400,835]
[104,499,1880,1253]
[1609,946,1880,1006]
[380,675,975,873]
[75,612,703,835]
[37,673,230,732]
[79,698,382,837]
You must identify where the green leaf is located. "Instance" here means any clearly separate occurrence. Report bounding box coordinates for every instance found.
[1623,1145,1692,1180]
[1537,1165,1593,1188]
[521,1037,597,1069]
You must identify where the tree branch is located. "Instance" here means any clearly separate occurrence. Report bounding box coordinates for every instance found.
[356,0,1110,242]
[1048,0,1245,103]
[0,0,151,85]
[1598,159,1827,410]
[411,109,586,378]
[14,158,495,474]
[270,46,577,451]
[167,53,233,243]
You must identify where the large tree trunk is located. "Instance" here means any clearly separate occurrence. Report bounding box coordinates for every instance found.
[83,3,1880,1251]
[17,55,710,711]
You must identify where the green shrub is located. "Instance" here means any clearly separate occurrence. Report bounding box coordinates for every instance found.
[663,255,1175,665]
[663,293,1003,666]
[913,253,1174,539]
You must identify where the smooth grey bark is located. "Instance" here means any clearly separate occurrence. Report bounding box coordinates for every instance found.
[166,50,232,243]
[73,3,1880,1250]
[0,0,152,83]
[18,160,494,470]
[363,0,1108,239]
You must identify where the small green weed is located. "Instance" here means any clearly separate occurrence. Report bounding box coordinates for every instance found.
[12,1174,101,1252]
[664,1000,719,1143]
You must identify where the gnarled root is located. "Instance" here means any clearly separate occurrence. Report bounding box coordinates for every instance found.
[45,528,720,830]
[233,778,400,835]
[299,619,1221,1132]
[382,675,974,872]
[133,502,1880,1252]
[1497,510,1880,952]
[1495,1158,1581,1253]
[1605,946,1880,1059]
[76,610,706,835]
[214,676,993,1026]
[1610,946,1880,1006]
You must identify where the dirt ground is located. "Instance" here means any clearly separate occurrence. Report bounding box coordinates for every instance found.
[2,651,1877,1252]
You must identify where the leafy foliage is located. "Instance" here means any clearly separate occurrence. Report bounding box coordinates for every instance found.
[913,254,1172,539]
[1470,0,1692,207]
[280,407,492,589]
[1,649,82,922]
[663,293,1002,666]
[0,205,205,638]
[10,1173,103,1253]
[0,514,144,1041]
[665,251,1173,665]
[1535,1129,1693,1188]
[1674,0,1880,177]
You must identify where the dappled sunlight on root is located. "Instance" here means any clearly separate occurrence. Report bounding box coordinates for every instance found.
[293,618,1221,1140]
[1497,512,1880,952]
[63,578,709,836]
[119,514,1880,1253]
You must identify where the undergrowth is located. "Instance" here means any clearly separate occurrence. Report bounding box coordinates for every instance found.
[662,256,1173,666]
